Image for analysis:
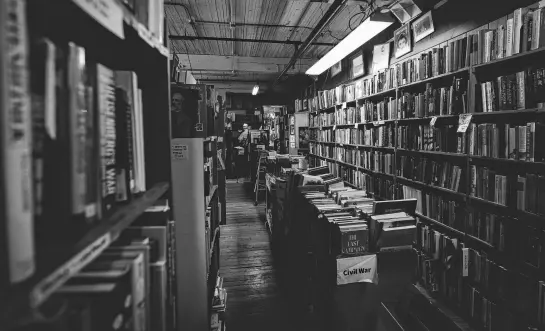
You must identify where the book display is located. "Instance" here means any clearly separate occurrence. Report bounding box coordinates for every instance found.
[279,168,417,331]
[0,0,175,330]
[303,2,545,330]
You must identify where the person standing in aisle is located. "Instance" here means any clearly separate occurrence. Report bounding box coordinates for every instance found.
[171,91,193,138]
[237,123,251,179]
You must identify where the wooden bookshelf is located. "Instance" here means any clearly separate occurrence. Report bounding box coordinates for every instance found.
[0,182,169,326]
[307,5,545,329]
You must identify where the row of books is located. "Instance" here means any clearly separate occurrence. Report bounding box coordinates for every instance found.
[397,124,466,153]
[2,33,148,287]
[211,276,227,331]
[396,38,470,85]
[413,225,517,330]
[479,68,545,112]
[398,156,465,193]
[19,206,175,331]
[476,6,545,66]
[467,122,545,161]
[360,98,397,122]
[398,78,468,118]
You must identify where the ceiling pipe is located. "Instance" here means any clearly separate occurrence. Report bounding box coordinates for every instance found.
[169,35,336,46]
[272,0,349,86]
[273,1,347,84]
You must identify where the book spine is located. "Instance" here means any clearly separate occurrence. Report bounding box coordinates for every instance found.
[68,43,87,218]
[506,18,514,57]
[1,0,35,283]
[97,64,117,212]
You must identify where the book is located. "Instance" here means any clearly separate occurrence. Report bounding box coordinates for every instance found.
[1,0,35,285]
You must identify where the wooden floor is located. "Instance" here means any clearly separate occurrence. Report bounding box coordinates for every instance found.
[220,181,296,331]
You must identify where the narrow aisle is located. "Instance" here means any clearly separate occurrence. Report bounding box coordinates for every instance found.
[220,181,293,331]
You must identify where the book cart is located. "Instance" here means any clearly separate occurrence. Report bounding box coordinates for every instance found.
[1,0,174,330]
[302,2,545,330]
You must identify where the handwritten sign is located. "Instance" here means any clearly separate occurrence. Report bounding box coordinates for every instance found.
[171,143,189,160]
[457,114,472,133]
[72,0,125,39]
[336,254,378,285]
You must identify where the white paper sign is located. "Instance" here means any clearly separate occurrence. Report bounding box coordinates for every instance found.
[342,102,347,109]
[430,116,438,127]
[171,142,189,160]
[336,254,378,285]
[457,114,472,133]
[72,0,125,39]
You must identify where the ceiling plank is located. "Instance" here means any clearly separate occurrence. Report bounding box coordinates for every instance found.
[178,54,316,73]
[176,54,314,73]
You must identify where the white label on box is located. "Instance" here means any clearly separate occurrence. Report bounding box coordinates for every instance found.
[171,142,189,160]
[457,114,472,133]
[72,0,125,39]
[336,254,378,285]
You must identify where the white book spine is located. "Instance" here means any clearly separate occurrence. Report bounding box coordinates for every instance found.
[498,25,505,59]
[2,0,35,283]
[513,9,523,54]
[506,18,514,57]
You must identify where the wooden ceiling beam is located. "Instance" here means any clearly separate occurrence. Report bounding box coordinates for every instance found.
[176,54,314,73]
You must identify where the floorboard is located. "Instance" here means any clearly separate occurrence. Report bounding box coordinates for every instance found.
[220,182,299,331]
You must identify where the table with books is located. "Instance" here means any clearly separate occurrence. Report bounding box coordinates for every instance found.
[277,165,419,331]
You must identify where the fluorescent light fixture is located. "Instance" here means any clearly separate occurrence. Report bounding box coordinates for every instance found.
[252,84,259,95]
[306,13,395,76]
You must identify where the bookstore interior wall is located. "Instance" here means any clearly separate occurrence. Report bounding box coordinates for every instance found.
[296,0,545,330]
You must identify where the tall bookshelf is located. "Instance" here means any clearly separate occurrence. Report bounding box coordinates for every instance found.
[0,0,172,329]
[306,2,545,330]
[170,83,226,331]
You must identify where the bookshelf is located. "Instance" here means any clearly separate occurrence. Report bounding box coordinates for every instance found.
[1,0,172,329]
[306,2,545,330]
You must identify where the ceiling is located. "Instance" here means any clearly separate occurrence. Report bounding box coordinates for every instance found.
[166,0,396,92]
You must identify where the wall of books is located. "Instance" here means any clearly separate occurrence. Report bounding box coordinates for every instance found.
[0,0,177,330]
[305,1,545,330]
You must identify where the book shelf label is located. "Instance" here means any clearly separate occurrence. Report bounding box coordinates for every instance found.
[72,0,124,39]
[430,116,438,127]
[31,233,112,306]
[171,142,189,160]
[336,254,378,285]
[457,114,472,133]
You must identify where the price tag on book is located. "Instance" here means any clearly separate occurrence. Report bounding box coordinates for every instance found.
[430,116,438,127]
[457,114,472,133]
[72,0,125,39]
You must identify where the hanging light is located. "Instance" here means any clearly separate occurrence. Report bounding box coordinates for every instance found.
[306,13,395,76]
[252,84,259,95]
